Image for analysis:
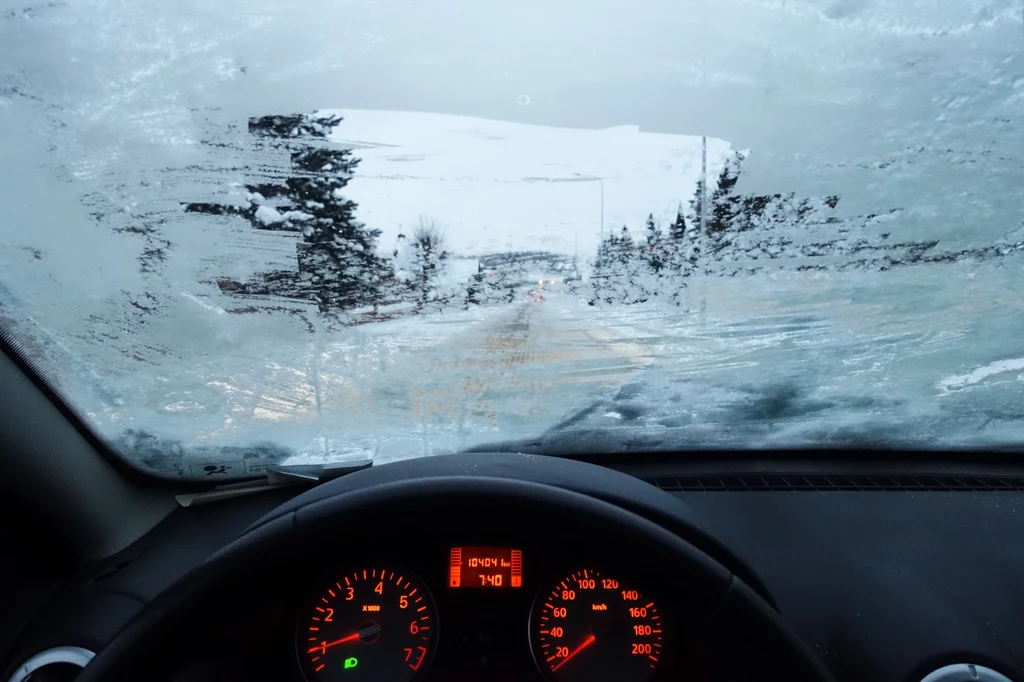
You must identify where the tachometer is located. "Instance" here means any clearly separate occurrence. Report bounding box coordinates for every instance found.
[530,570,663,682]
[297,566,437,682]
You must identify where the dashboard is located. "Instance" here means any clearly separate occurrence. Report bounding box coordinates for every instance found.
[61,453,818,682]
[168,482,741,682]
[6,452,1024,682]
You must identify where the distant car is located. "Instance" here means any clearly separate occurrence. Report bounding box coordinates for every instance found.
[526,290,545,303]
[479,251,579,291]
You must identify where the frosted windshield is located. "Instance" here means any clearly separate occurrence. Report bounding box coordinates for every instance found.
[1,0,1022,479]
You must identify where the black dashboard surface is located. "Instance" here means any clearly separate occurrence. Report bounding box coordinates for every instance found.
[687,489,1024,681]
[4,456,1024,682]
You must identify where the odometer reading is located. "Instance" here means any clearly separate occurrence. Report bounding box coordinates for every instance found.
[448,546,523,588]
[298,566,436,682]
[531,570,663,682]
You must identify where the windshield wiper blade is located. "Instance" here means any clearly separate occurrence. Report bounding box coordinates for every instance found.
[264,460,373,485]
[176,459,373,507]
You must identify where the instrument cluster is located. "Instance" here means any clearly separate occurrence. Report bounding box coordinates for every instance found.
[296,546,681,682]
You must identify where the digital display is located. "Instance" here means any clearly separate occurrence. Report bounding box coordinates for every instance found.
[448,546,522,588]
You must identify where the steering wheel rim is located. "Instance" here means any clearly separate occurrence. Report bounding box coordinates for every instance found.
[77,470,836,682]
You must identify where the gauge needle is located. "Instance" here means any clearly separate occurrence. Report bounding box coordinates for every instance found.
[308,624,382,654]
[551,634,596,672]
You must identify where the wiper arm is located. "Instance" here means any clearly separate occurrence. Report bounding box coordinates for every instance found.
[264,460,373,485]
[176,459,373,507]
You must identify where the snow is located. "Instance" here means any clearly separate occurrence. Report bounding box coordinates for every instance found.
[321,109,732,261]
[937,358,1024,393]
[254,205,286,225]
[254,204,315,226]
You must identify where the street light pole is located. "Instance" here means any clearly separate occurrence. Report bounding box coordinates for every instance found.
[700,137,707,236]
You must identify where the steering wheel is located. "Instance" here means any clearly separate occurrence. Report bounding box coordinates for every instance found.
[77,453,836,682]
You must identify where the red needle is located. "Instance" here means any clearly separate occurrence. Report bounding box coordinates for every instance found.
[308,632,360,654]
[551,634,597,672]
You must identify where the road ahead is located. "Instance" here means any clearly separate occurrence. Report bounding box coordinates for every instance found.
[279,298,663,462]
[378,301,659,433]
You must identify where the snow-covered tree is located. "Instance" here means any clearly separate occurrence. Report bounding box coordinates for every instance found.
[290,146,389,311]
[591,226,652,304]
[186,113,388,313]
[707,152,744,237]
[689,180,705,234]
[661,205,695,305]
[607,226,635,283]
[409,216,449,307]
[391,232,414,282]
[643,213,665,273]
[594,232,617,272]
[669,206,687,243]
[249,113,343,139]
[591,230,624,304]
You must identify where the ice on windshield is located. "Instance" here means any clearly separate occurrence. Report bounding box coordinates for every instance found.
[1,0,1022,478]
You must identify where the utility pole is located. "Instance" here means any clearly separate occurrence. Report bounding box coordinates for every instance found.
[699,134,708,321]
[701,136,707,236]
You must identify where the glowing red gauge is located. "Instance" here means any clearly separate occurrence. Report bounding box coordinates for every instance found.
[531,569,663,682]
[297,566,437,682]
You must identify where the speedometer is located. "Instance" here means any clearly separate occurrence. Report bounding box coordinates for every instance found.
[297,565,437,682]
[530,570,664,682]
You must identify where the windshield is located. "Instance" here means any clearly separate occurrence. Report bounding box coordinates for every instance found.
[2,0,1023,480]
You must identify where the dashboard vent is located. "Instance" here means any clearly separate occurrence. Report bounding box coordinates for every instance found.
[646,474,1024,492]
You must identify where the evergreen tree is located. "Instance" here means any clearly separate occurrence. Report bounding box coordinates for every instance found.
[409,217,448,307]
[689,180,705,233]
[590,224,661,304]
[187,113,388,313]
[644,213,665,272]
[594,233,615,274]
[706,152,744,237]
[616,225,634,253]
[591,229,630,304]
[681,193,704,275]
[613,225,636,282]
[669,206,687,242]
[465,272,484,307]
[622,225,651,303]
[290,145,388,311]
[616,226,649,303]
[665,204,694,279]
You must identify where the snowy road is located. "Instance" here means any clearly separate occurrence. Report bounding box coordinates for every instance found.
[369,300,659,435]
[267,297,664,466]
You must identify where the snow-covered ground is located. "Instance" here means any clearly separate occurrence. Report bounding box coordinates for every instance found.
[324,109,731,260]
